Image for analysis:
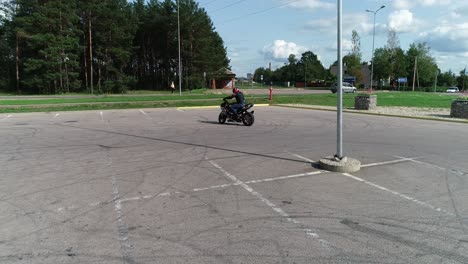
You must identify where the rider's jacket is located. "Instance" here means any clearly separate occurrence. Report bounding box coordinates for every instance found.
[226,91,245,105]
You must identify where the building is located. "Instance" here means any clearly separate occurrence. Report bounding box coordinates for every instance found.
[211,68,236,89]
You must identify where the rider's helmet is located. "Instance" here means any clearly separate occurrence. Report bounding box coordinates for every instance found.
[232,87,239,94]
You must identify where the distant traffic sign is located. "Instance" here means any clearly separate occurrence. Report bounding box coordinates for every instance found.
[344,76,356,83]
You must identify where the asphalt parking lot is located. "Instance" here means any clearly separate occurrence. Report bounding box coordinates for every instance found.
[1,106,467,263]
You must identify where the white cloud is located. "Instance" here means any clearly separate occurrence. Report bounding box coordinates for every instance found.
[262,40,308,62]
[388,10,422,33]
[327,39,352,53]
[304,18,335,34]
[452,4,468,18]
[393,0,451,9]
[304,13,384,37]
[419,0,451,6]
[394,0,412,10]
[419,22,468,53]
[284,0,334,10]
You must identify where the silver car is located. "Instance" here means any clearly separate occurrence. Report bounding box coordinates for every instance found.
[446,87,459,93]
[330,82,357,93]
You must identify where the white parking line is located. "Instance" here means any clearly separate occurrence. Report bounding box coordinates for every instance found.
[288,152,417,168]
[1,114,12,121]
[208,159,332,249]
[108,157,135,262]
[192,171,325,192]
[341,173,455,217]
[57,154,456,224]
[395,155,446,170]
[139,109,153,119]
[100,111,104,121]
[288,152,315,163]
[361,156,418,168]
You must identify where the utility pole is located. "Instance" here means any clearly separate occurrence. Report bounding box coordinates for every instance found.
[88,13,93,95]
[177,0,182,96]
[412,56,417,92]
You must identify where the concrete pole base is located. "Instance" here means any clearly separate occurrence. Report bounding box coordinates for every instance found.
[319,156,361,173]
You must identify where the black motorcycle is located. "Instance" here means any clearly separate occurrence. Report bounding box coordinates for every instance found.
[218,99,255,126]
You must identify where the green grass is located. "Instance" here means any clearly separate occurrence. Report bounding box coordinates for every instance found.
[0,91,462,113]
[0,94,226,105]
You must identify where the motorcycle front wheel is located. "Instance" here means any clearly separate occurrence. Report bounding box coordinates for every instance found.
[218,112,227,124]
[242,112,254,126]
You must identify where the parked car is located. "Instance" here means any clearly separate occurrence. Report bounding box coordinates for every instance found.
[446,87,459,93]
[330,82,357,93]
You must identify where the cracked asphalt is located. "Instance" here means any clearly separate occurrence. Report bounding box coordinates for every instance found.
[1,106,467,263]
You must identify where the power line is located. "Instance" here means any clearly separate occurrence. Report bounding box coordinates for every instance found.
[209,0,248,13]
[200,0,219,7]
[217,0,301,25]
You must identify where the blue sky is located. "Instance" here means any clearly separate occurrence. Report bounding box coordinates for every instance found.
[197,0,468,78]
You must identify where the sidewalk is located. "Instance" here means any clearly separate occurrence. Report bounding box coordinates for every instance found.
[277,104,468,124]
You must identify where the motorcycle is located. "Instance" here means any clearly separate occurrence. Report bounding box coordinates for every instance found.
[218,99,255,126]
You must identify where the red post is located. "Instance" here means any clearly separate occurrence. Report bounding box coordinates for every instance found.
[269,86,272,100]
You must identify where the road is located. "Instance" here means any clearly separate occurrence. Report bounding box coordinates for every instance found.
[0,106,467,263]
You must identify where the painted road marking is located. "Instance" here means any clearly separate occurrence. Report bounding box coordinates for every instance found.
[395,155,446,170]
[361,156,420,168]
[139,109,153,119]
[100,111,104,121]
[289,152,417,168]
[208,159,332,249]
[109,157,135,263]
[56,156,455,222]
[342,173,455,217]
[288,152,316,163]
[192,171,325,192]
[1,115,12,121]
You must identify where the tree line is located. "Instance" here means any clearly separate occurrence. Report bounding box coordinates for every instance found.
[253,30,467,90]
[0,0,229,94]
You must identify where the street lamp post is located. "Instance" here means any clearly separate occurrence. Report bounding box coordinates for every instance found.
[366,5,385,91]
[317,0,361,173]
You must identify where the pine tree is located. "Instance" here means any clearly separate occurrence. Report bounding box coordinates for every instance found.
[14,0,81,94]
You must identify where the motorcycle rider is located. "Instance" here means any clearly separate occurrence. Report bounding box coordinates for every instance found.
[223,87,245,116]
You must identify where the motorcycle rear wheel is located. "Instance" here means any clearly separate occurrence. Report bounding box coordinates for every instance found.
[218,112,227,124]
[242,112,254,126]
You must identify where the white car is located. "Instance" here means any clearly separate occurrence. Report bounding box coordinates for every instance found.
[330,82,357,93]
[446,87,459,93]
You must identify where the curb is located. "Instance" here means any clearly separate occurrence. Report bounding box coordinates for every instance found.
[274,104,468,125]
[177,104,270,110]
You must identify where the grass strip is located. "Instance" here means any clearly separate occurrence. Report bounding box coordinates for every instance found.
[0,92,461,113]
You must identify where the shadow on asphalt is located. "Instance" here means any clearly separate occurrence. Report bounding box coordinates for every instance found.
[58,123,316,166]
[198,120,242,126]
[430,114,452,118]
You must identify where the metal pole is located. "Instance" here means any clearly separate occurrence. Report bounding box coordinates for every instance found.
[367,6,385,91]
[177,0,182,96]
[336,0,343,159]
[370,12,376,91]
